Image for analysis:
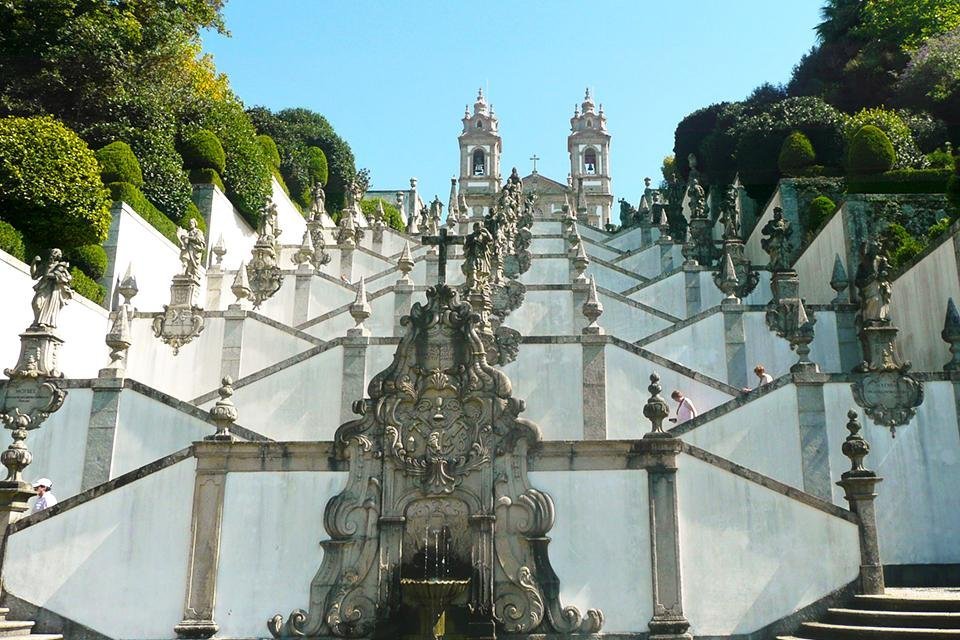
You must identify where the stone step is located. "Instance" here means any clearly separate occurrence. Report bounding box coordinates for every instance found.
[827,608,960,629]
[0,636,62,640]
[855,593,960,613]
[0,621,35,638]
[796,621,960,639]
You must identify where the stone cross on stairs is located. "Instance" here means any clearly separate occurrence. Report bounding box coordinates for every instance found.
[421,227,464,284]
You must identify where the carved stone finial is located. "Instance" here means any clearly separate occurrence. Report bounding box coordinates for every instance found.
[348,277,371,336]
[840,410,873,478]
[292,230,316,273]
[117,264,138,307]
[830,254,849,303]
[582,276,604,335]
[572,241,590,284]
[657,207,672,244]
[942,298,960,371]
[397,241,415,284]
[642,373,671,436]
[718,251,740,304]
[231,262,252,305]
[212,234,227,267]
[206,376,239,442]
[102,305,132,374]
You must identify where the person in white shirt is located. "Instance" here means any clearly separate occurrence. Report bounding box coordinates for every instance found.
[743,364,774,393]
[669,390,697,424]
[32,478,57,512]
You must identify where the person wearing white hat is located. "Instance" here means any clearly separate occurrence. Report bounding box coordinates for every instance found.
[31,478,57,512]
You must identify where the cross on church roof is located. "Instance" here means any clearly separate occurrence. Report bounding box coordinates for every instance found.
[421,227,464,284]
[530,154,540,174]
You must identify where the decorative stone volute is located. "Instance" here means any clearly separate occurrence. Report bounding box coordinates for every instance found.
[942,298,960,371]
[206,377,239,442]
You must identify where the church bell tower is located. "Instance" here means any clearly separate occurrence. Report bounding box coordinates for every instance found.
[458,89,502,219]
[568,88,612,226]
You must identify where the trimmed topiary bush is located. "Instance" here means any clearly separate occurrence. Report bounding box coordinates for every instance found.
[926,148,955,170]
[189,167,226,192]
[843,108,924,169]
[257,135,281,169]
[0,116,112,251]
[0,220,26,261]
[847,125,896,176]
[180,129,226,174]
[69,266,105,304]
[66,243,107,280]
[307,146,328,186]
[108,182,180,245]
[778,131,817,177]
[804,195,836,234]
[847,168,951,194]
[95,141,143,187]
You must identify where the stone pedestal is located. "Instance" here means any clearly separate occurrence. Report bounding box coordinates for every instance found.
[339,245,354,282]
[293,264,313,326]
[638,435,691,640]
[0,482,34,528]
[722,305,748,390]
[838,474,885,595]
[795,378,832,501]
[340,337,369,424]
[683,267,701,318]
[581,334,607,440]
[660,242,675,274]
[10,328,64,379]
[81,375,124,490]
[220,305,245,382]
[205,265,224,310]
[393,282,414,337]
[153,275,205,355]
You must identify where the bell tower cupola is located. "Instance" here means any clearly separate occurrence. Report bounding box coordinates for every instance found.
[567,88,613,226]
[458,88,502,218]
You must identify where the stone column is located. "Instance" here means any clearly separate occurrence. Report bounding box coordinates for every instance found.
[572,281,590,334]
[340,336,369,424]
[581,334,607,440]
[683,267,701,318]
[80,375,125,490]
[175,444,228,638]
[292,264,313,326]
[660,243,675,274]
[836,307,861,372]
[640,374,691,640]
[836,410,885,595]
[394,282,413,337]
[221,304,245,382]
[339,246,354,282]
[205,266,224,310]
[795,376,832,501]
[722,305,748,390]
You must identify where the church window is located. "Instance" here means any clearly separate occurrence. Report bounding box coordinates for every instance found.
[473,149,486,176]
[584,148,597,175]
[587,119,593,128]
[477,120,483,129]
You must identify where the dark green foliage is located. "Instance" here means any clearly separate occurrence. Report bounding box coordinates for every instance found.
[0,219,25,260]
[778,131,817,177]
[847,168,951,194]
[897,110,950,153]
[180,129,226,173]
[844,108,923,169]
[948,173,960,210]
[66,243,107,280]
[107,182,179,245]
[307,146,328,186]
[672,103,726,180]
[804,195,836,234]
[184,99,272,227]
[95,141,143,186]
[257,134,281,169]
[927,217,953,240]
[247,107,357,211]
[882,223,925,269]
[181,201,207,233]
[847,125,896,175]
[926,148,955,170]
[69,266,105,304]
[189,167,226,192]
[0,116,111,251]
[360,198,405,232]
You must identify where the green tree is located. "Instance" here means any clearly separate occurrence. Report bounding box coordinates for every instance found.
[897,29,960,143]
[858,0,960,50]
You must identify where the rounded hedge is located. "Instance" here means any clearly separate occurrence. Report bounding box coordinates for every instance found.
[847,125,896,176]
[180,129,226,174]
[181,201,208,233]
[0,116,111,250]
[778,131,816,177]
[66,243,108,280]
[307,146,328,186]
[95,141,143,187]
[0,219,25,261]
[69,266,105,304]
[257,135,281,169]
[843,108,923,169]
[805,195,836,233]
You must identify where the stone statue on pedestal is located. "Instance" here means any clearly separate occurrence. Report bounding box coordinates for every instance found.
[761,207,792,272]
[30,249,73,330]
[855,240,892,326]
[178,219,206,280]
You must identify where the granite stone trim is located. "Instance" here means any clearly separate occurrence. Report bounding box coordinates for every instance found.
[634,305,723,348]
[619,264,685,298]
[695,581,858,640]
[296,279,397,331]
[588,254,650,284]
[8,446,196,533]
[681,443,858,523]
[667,374,793,438]
[1,591,112,640]
[607,335,743,396]
[796,381,832,501]
[596,285,682,324]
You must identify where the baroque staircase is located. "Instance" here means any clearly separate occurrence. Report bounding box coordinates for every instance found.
[0,608,60,640]
[780,588,960,640]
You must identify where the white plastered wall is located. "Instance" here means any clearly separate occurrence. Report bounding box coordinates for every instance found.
[795,208,846,304]
[501,343,582,439]
[124,317,226,400]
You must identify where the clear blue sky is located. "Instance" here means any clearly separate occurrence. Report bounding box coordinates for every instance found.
[203,1,823,204]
